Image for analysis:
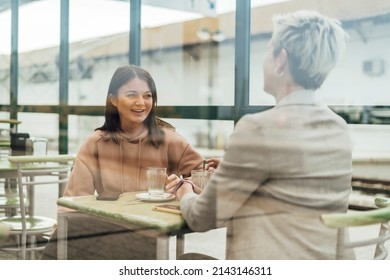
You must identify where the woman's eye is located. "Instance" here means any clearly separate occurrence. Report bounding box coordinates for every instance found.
[126,94,137,98]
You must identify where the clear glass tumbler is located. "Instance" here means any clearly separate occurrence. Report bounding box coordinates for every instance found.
[191,169,213,190]
[146,167,167,196]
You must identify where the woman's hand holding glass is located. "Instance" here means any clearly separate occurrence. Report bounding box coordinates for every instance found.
[166,174,201,200]
[205,158,221,171]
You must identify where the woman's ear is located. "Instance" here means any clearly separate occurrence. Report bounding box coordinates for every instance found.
[109,94,117,106]
[274,48,288,76]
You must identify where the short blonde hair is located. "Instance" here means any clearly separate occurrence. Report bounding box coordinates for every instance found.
[271,10,348,89]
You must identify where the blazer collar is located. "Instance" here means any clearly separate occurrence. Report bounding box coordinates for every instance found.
[276,90,321,107]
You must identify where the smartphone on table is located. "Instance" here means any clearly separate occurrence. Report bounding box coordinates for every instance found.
[152,204,181,214]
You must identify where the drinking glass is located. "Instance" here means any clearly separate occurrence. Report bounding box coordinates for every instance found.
[191,169,212,190]
[146,167,167,196]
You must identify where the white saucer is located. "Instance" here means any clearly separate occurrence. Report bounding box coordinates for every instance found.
[135,192,175,202]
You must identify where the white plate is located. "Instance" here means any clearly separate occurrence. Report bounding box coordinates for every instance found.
[135,192,175,202]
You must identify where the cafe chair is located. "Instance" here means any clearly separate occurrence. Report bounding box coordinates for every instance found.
[0,154,76,259]
[321,197,390,260]
[0,139,11,159]
[0,179,24,217]
[1,170,27,218]
[0,119,20,158]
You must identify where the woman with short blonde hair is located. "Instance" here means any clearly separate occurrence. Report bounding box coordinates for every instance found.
[168,10,353,260]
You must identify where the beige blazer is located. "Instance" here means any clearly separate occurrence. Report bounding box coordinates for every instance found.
[181,90,354,259]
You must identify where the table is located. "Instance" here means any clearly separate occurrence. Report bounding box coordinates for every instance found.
[0,119,21,132]
[0,119,21,145]
[0,119,22,158]
[0,119,21,125]
[57,192,190,260]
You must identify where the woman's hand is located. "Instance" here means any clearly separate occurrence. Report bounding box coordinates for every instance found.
[205,157,221,171]
[166,174,201,200]
[165,174,183,193]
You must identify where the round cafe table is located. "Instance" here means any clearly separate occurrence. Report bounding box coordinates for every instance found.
[0,119,21,134]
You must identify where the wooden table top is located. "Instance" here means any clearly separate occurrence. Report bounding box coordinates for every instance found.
[57,192,187,234]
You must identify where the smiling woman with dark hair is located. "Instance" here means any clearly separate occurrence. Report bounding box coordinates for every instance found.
[65,65,204,197]
[42,65,204,260]
[97,65,165,147]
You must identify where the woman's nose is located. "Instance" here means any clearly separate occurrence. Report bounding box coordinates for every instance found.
[134,95,144,105]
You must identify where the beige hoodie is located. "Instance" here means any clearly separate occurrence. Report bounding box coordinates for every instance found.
[64,127,204,196]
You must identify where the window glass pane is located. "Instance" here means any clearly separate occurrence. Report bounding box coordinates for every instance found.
[68,0,129,106]
[68,115,104,154]
[18,0,60,105]
[0,54,10,104]
[140,2,235,106]
[0,112,12,140]
[0,112,11,119]
[320,16,390,107]
[165,118,233,155]
[0,0,10,104]
[17,112,58,153]
[249,0,390,108]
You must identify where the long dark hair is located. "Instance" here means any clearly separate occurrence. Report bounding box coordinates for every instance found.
[96,65,173,147]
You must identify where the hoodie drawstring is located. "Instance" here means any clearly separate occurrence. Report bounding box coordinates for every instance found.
[136,138,141,190]
[120,135,124,193]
